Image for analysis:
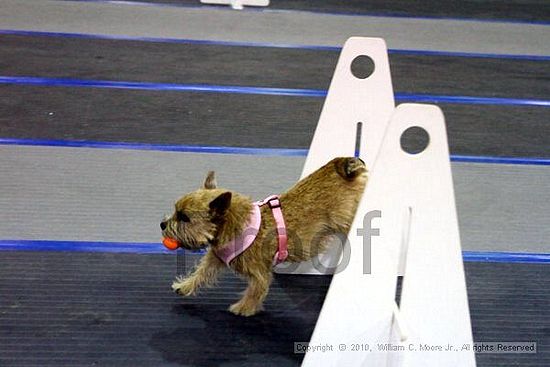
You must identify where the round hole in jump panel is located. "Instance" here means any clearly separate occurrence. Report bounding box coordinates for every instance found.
[400,126,430,155]
[350,55,375,79]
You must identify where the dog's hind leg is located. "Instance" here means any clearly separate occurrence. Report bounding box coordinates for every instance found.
[172,250,224,296]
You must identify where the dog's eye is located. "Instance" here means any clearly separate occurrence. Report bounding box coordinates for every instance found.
[177,211,190,223]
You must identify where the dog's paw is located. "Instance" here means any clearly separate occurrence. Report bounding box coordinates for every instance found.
[229,301,262,317]
[344,157,366,179]
[334,157,367,180]
[171,277,197,297]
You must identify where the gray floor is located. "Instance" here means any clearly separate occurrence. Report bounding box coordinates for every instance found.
[1,33,549,160]
[1,0,549,56]
[68,0,550,23]
[0,0,549,250]
[1,146,549,253]
[0,1,549,366]
[2,85,548,157]
[2,33,549,99]
[1,251,548,366]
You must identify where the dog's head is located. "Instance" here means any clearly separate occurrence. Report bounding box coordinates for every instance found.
[161,171,232,250]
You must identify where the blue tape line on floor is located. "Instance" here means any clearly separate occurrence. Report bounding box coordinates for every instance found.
[450,155,550,166]
[0,239,205,255]
[462,251,550,264]
[0,76,326,97]
[1,76,549,107]
[1,138,549,166]
[0,240,548,264]
[0,138,309,156]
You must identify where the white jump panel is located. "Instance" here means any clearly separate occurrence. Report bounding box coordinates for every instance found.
[301,37,395,177]
[275,37,395,275]
[302,104,475,367]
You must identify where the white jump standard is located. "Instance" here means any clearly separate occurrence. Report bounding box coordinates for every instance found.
[287,37,476,367]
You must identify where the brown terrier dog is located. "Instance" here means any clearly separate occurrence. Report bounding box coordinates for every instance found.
[162,157,367,316]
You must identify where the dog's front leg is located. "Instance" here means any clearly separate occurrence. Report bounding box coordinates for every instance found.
[229,272,272,317]
[172,250,224,296]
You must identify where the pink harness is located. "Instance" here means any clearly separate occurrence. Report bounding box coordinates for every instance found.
[213,195,288,266]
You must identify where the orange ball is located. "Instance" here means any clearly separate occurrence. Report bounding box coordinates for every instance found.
[162,237,180,251]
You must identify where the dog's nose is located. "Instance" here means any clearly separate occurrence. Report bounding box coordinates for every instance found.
[160,221,167,231]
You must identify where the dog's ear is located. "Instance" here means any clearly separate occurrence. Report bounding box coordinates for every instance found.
[203,171,217,190]
[209,192,232,215]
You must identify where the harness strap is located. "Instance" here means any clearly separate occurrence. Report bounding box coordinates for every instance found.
[257,195,289,265]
